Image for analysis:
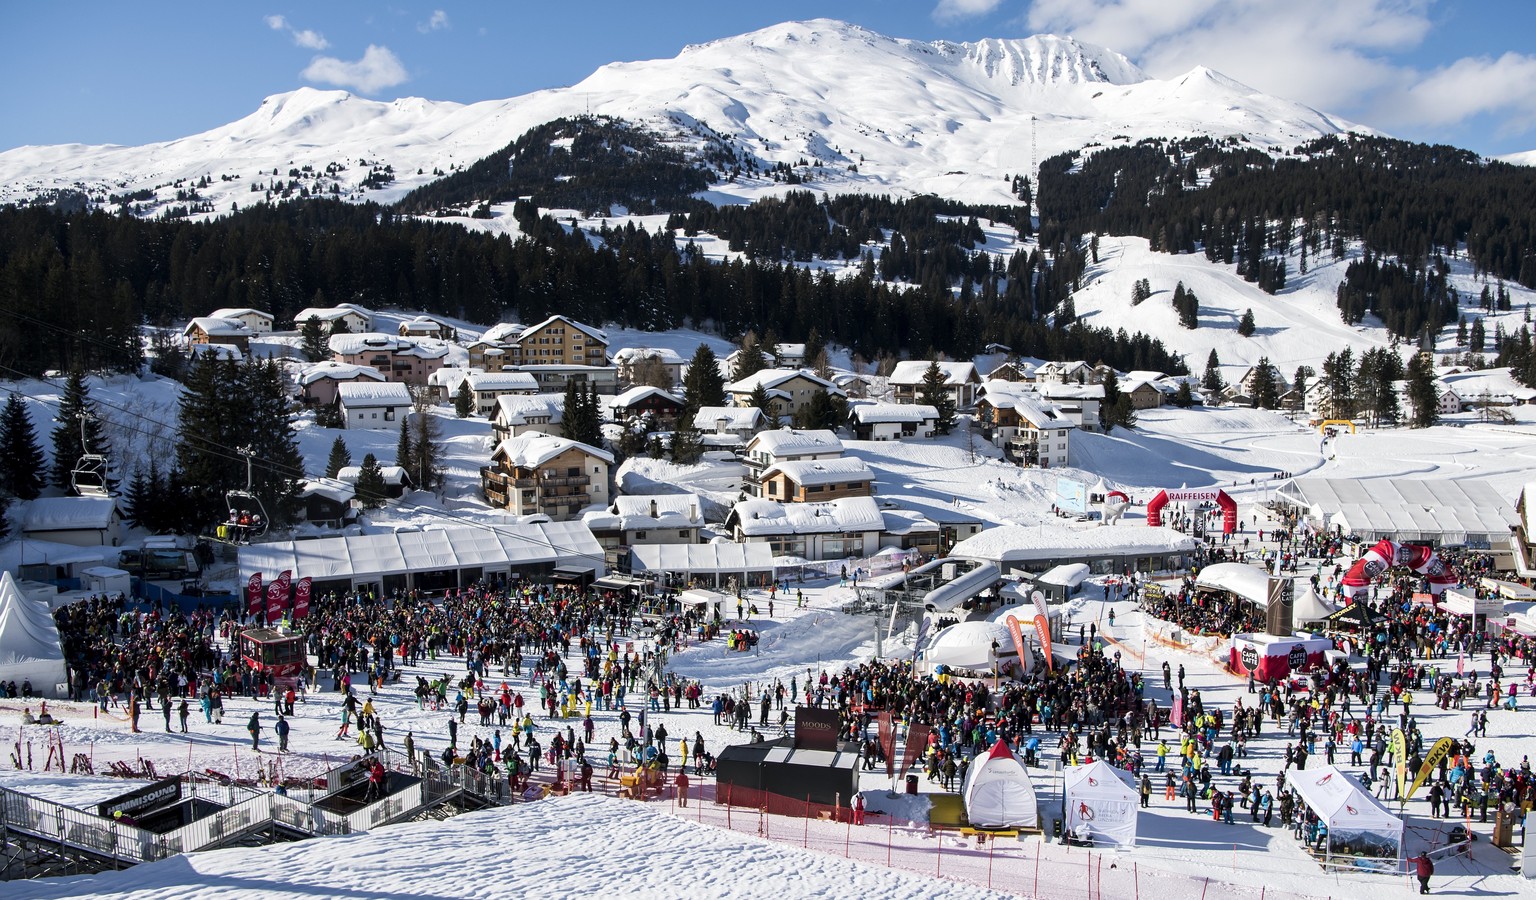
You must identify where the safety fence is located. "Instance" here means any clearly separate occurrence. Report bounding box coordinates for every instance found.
[630,780,1342,900]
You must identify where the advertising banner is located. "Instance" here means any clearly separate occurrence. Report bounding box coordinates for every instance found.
[1032,613,1053,671]
[293,576,313,620]
[246,572,263,618]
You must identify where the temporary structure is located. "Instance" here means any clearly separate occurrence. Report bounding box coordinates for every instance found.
[0,572,67,697]
[1293,587,1338,624]
[1287,765,1402,870]
[1063,760,1139,847]
[919,620,1032,675]
[961,739,1039,829]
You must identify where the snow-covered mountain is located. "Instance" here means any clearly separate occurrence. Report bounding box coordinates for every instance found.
[0,19,1363,216]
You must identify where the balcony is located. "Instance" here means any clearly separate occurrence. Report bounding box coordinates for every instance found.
[537,474,589,487]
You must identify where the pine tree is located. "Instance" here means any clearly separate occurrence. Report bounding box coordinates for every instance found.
[410,408,445,492]
[355,453,388,509]
[1237,308,1256,337]
[325,436,351,479]
[300,316,328,362]
[796,389,842,430]
[0,393,46,500]
[731,331,769,382]
[1406,352,1439,428]
[1470,317,1486,353]
[1099,370,1122,430]
[918,360,957,435]
[0,495,10,541]
[1202,350,1225,398]
[1176,285,1200,329]
[50,370,111,492]
[670,415,703,464]
[749,383,781,428]
[1173,381,1195,408]
[396,417,414,473]
[803,328,826,371]
[681,344,726,413]
[454,379,474,418]
[1251,357,1280,409]
[123,462,157,530]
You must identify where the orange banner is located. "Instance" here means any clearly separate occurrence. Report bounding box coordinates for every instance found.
[1004,615,1028,677]
[1033,613,1053,671]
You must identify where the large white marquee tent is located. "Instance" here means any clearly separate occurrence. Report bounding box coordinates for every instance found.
[1276,478,1516,545]
[0,572,67,697]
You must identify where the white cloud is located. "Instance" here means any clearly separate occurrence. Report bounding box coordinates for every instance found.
[301,45,409,94]
[1017,0,1536,140]
[418,9,450,33]
[932,0,1006,22]
[265,13,330,50]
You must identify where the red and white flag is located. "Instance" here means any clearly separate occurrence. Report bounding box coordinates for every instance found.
[293,577,313,620]
[266,569,292,621]
[246,573,263,618]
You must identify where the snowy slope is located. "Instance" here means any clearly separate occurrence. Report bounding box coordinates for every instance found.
[0,19,1363,215]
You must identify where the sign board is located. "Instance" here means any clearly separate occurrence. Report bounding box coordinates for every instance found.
[794,706,842,751]
[97,776,182,820]
[1162,489,1224,502]
[1055,477,1088,515]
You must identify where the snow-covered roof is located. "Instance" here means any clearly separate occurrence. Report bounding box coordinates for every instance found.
[1194,562,1279,607]
[337,381,413,408]
[336,465,411,487]
[183,316,249,337]
[848,402,938,424]
[1037,562,1091,588]
[612,386,682,409]
[209,307,273,321]
[495,394,565,425]
[328,332,448,359]
[400,314,445,329]
[295,305,371,325]
[725,368,842,395]
[468,371,539,392]
[1441,367,1536,403]
[888,360,979,386]
[239,522,601,583]
[694,406,763,432]
[630,542,774,575]
[300,479,355,504]
[760,457,874,487]
[1039,382,1105,401]
[492,432,614,468]
[585,493,702,531]
[745,428,843,458]
[478,322,525,344]
[977,381,1072,428]
[300,361,386,385]
[22,497,119,532]
[730,496,885,536]
[612,346,685,364]
[516,315,608,345]
[952,524,1200,564]
[190,343,242,361]
[774,343,807,359]
[881,509,940,535]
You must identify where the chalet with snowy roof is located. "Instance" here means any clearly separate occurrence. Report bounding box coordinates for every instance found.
[693,406,765,447]
[208,308,275,333]
[888,360,981,408]
[429,369,540,416]
[482,433,612,520]
[22,496,122,548]
[337,381,413,430]
[183,316,252,352]
[724,369,844,421]
[986,360,1037,383]
[398,315,455,340]
[1037,382,1104,432]
[975,381,1074,468]
[847,402,939,441]
[581,493,703,555]
[612,347,686,388]
[832,372,877,399]
[1034,360,1096,385]
[293,303,372,334]
[335,465,414,500]
[329,332,449,385]
[759,457,875,503]
[492,394,566,442]
[741,428,844,497]
[610,386,684,425]
[879,497,985,556]
[726,496,886,562]
[299,361,386,406]
[467,321,526,370]
[499,315,609,367]
[299,479,357,528]
[517,364,619,395]
[1124,378,1168,410]
[774,343,807,368]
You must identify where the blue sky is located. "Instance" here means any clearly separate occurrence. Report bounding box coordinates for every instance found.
[4,0,1535,156]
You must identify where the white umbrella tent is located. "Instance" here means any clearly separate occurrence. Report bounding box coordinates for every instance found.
[0,572,67,697]
[1063,760,1139,847]
[962,739,1040,829]
[1286,765,1403,870]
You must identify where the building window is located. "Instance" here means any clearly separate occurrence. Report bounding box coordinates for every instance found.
[679,530,690,537]
[635,531,647,540]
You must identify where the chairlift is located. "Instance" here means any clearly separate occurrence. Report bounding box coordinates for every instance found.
[70,417,111,498]
[218,450,269,543]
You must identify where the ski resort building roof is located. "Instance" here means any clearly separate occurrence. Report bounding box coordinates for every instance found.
[951,524,1200,573]
[728,497,886,536]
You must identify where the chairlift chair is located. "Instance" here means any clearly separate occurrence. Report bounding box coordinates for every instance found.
[218,450,269,543]
[71,453,111,498]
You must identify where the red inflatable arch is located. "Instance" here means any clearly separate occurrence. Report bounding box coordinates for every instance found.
[1340,539,1456,600]
[1145,488,1237,534]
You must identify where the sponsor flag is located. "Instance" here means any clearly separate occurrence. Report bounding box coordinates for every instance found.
[293,577,313,620]
[877,711,896,777]
[1004,615,1029,676]
[1171,696,1184,728]
[1456,652,1465,676]
[266,569,292,621]
[1407,736,1456,800]
[1032,613,1053,672]
[901,722,930,777]
[1030,590,1049,625]
[246,573,263,618]
[1391,728,1408,800]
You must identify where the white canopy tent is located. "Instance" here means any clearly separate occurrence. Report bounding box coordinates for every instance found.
[0,572,67,698]
[1293,587,1339,624]
[962,740,1040,829]
[918,619,1034,676]
[1063,761,1139,847]
[1195,562,1283,607]
[630,542,774,588]
[1287,764,1403,869]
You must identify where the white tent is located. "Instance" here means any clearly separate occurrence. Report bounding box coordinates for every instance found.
[962,739,1039,829]
[1063,760,1139,847]
[919,619,1033,675]
[1293,587,1338,624]
[0,572,67,698]
[1286,765,1403,868]
[1195,562,1282,607]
